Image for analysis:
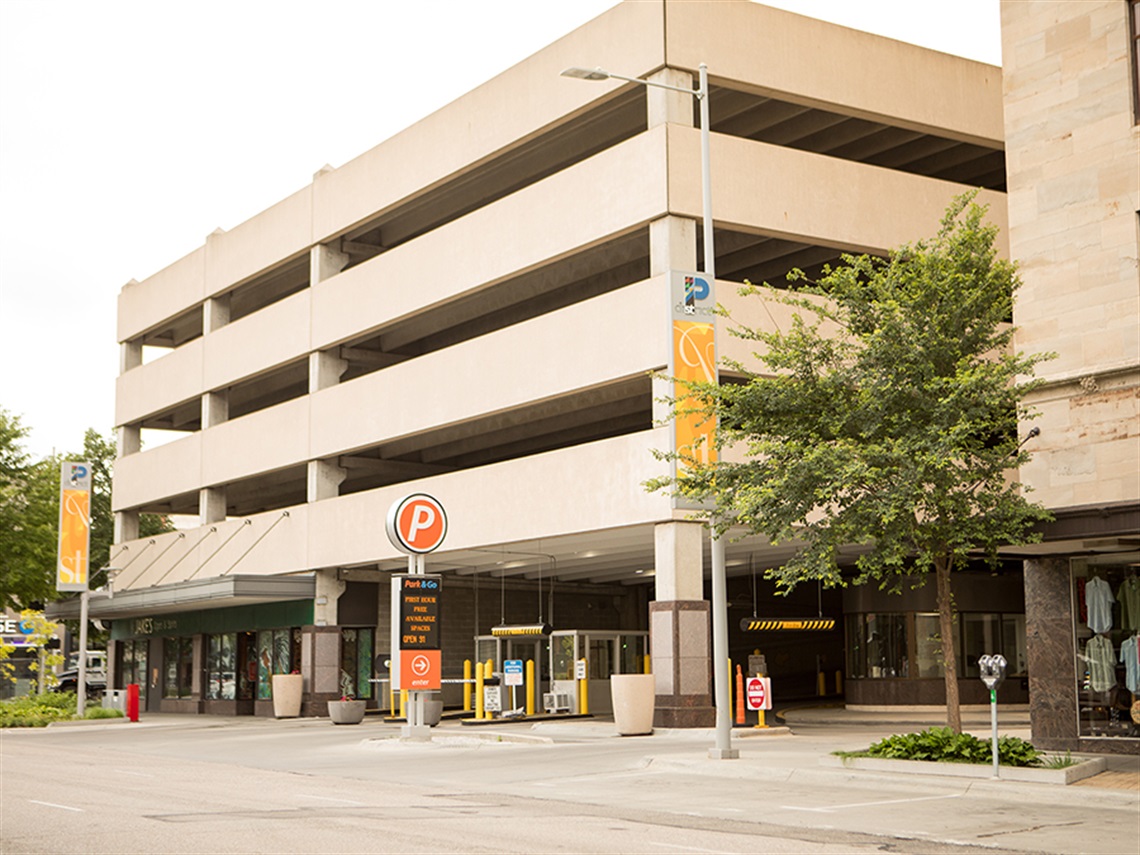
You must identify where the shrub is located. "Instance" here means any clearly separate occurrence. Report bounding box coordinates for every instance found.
[83,707,124,720]
[0,692,78,728]
[863,727,1042,767]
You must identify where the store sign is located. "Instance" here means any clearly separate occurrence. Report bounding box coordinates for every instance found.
[398,649,441,691]
[503,659,524,687]
[0,615,34,645]
[56,461,92,592]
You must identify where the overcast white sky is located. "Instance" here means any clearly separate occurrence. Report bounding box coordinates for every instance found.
[0,0,1001,460]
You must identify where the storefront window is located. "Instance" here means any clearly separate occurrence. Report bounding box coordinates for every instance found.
[552,635,575,680]
[256,628,299,700]
[340,628,374,699]
[1073,556,1140,739]
[846,613,907,678]
[205,633,237,701]
[915,614,955,679]
[118,639,148,702]
[163,637,193,698]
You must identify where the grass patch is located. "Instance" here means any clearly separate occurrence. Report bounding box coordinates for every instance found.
[1042,750,1079,769]
[834,727,1043,767]
[83,706,124,720]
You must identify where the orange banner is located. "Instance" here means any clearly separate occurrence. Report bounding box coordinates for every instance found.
[673,319,718,469]
[57,488,91,591]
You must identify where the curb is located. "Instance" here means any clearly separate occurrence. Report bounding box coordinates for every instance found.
[819,754,1107,785]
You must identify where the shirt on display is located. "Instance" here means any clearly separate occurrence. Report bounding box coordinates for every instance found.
[1085,576,1115,634]
[1085,634,1117,693]
[1121,635,1139,694]
[1117,576,1140,632]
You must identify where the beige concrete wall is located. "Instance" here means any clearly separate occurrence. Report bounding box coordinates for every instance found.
[1002,0,1140,508]
[113,432,201,512]
[310,0,665,243]
[311,129,669,349]
[667,0,1003,146]
[310,278,667,459]
[117,246,205,343]
[114,428,673,589]
[668,125,1010,256]
[115,337,203,427]
[202,289,311,391]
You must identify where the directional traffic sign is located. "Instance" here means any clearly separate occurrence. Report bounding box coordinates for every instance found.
[746,676,772,711]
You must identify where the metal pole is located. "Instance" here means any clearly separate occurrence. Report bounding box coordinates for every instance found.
[76,589,90,716]
[698,61,735,760]
[990,688,999,779]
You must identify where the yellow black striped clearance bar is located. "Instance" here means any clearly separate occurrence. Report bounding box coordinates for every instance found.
[491,624,553,637]
[739,618,836,632]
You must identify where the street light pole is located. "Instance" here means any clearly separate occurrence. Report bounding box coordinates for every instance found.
[76,566,120,717]
[561,63,735,759]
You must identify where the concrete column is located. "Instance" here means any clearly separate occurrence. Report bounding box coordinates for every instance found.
[201,390,229,429]
[310,242,350,285]
[649,215,698,277]
[300,624,341,715]
[307,459,347,503]
[117,424,141,457]
[646,67,694,129]
[309,350,348,394]
[114,510,139,544]
[199,487,226,525]
[203,295,231,333]
[651,521,714,727]
[120,340,142,373]
[314,568,346,627]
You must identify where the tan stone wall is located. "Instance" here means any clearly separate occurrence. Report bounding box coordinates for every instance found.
[1002,0,1140,509]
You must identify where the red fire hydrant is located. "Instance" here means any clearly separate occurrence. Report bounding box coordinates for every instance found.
[126,683,140,722]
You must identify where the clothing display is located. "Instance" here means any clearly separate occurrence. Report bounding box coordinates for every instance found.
[1117,576,1140,632]
[1122,635,1140,695]
[1085,576,1116,634]
[1085,634,1117,692]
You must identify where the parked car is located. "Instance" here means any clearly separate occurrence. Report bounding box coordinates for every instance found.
[53,650,107,698]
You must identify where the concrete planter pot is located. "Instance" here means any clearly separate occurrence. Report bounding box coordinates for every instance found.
[271,674,303,719]
[423,699,444,727]
[611,674,655,736]
[327,699,367,725]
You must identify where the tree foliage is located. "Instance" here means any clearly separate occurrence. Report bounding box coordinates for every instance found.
[0,413,171,611]
[652,194,1052,732]
[0,410,59,611]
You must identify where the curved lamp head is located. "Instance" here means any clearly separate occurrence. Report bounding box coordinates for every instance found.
[560,67,610,81]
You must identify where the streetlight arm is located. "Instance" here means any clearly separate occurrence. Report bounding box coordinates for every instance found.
[560,66,705,98]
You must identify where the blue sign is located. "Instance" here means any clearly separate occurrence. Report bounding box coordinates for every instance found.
[503,659,524,686]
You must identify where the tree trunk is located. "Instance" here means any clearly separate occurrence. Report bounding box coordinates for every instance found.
[935,552,961,733]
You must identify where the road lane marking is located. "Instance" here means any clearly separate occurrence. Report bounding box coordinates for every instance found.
[781,792,962,814]
[29,800,84,812]
[295,794,365,806]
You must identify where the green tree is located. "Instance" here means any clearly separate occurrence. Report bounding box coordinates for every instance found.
[0,416,171,611]
[0,411,58,610]
[653,194,1052,733]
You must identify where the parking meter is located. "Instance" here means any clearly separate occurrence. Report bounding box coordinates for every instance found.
[978,654,1007,778]
[978,654,1007,691]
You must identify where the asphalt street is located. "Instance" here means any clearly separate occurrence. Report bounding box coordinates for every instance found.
[2,713,1136,854]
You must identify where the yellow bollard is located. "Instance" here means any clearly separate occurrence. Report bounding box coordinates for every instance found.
[463,659,472,712]
[817,670,826,697]
[389,683,395,717]
[475,662,485,720]
[400,689,408,720]
[578,658,589,715]
[484,659,493,680]
[643,654,651,675]
[758,708,766,728]
[835,669,843,696]
[526,659,535,716]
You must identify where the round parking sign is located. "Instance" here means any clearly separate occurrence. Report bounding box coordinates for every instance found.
[386,494,448,554]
